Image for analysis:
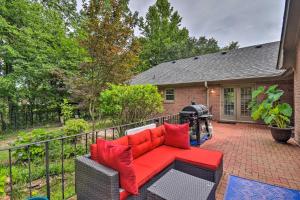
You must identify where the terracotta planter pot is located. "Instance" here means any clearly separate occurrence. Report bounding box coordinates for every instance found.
[269,126,293,143]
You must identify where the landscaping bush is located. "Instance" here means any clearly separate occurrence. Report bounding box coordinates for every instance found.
[60,98,74,123]
[0,174,5,197]
[12,129,64,162]
[63,119,89,136]
[100,84,163,126]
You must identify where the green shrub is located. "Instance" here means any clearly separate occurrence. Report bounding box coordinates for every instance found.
[0,174,5,197]
[63,119,89,136]
[12,129,64,161]
[100,84,163,126]
[60,98,74,123]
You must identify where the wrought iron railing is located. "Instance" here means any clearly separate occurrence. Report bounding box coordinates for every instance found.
[0,114,180,200]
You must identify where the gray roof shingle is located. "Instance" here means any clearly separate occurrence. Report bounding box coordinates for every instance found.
[130,41,285,85]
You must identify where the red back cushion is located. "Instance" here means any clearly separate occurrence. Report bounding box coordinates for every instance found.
[96,138,138,194]
[128,129,152,159]
[150,125,166,149]
[164,123,190,149]
[90,144,98,162]
[111,136,128,146]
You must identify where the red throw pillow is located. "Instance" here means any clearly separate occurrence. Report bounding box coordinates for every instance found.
[150,125,166,149]
[128,129,152,159]
[111,136,129,146]
[90,144,99,162]
[96,138,138,195]
[164,123,190,149]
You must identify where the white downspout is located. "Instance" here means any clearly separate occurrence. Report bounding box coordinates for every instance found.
[205,81,209,108]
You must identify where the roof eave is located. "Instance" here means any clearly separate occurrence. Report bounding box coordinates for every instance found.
[139,73,288,87]
[277,0,300,69]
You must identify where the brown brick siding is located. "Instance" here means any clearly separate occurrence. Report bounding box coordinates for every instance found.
[294,43,300,144]
[208,86,221,121]
[160,85,207,116]
[159,80,293,122]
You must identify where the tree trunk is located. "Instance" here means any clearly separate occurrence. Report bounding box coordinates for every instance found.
[30,103,34,126]
[8,97,13,129]
[89,101,96,132]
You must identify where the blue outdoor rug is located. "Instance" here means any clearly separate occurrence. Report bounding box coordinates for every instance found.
[224,175,300,200]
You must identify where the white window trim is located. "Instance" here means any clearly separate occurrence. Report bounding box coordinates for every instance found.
[164,88,175,103]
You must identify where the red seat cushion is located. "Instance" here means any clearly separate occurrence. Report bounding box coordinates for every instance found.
[132,162,155,187]
[150,125,166,149]
[134,145,185,175]
[111,136,128,146]
[164,123,190,149]
[128,129,152,159]
[96,138,138,195]
[176,147,223,171]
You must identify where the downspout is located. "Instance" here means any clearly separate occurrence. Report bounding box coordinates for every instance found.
[204,81,209,108]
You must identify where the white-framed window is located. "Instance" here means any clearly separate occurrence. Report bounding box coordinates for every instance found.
[165,88,175,101]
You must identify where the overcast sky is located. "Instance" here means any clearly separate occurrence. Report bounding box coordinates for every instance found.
[77,0,285,47]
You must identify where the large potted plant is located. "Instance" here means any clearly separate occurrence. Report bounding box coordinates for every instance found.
[249,85,293,143]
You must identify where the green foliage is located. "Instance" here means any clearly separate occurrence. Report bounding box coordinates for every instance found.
[137,0,239,72]
[63,119,89,136]
[70,0,140,129]
[100,84,163,126]
[0,0,87,131]
[0,173,5,197]
[249,85,293,128]
[138,0,189,71]
[222,41,239,51]
[60,98,74,122]
[12,129,64,161]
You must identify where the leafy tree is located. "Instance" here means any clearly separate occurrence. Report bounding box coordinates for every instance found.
[60,98,74,123]
[223,41,239,51]
[70,0,140,131]
[100,84,163,127]
[0,0,85,130]
[136,0,239,73]
[34,0,80,30]
[180,36,221,58]
[137,0,189,72]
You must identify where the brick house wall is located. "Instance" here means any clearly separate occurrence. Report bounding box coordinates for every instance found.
[159,80,293,122]
[294,43,300,144]
[161,85,207,116]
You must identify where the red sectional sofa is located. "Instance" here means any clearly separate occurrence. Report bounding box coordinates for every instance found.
[75,124,223,200]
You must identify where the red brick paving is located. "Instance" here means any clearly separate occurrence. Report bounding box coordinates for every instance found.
[201,122,300,200]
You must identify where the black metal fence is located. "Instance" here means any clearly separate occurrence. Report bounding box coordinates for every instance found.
[0,114,180,200]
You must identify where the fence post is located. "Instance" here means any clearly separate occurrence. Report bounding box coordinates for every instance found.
[45,142,51,199]
[8,149,13,198]
[27,146,32,197]
[61,139,65,199]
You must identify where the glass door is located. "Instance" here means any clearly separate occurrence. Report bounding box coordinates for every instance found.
[221,86,254,122]
[221,87,236,121]
[237,86,253,121]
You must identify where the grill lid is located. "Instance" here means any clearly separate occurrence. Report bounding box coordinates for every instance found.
[181,103,209,116]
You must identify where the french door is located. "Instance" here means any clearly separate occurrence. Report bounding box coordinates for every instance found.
[221,86,253,122]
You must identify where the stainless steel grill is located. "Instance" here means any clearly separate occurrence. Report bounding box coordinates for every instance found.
[179,102,213,145]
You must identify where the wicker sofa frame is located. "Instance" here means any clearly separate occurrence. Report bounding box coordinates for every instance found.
[75,155,223,200]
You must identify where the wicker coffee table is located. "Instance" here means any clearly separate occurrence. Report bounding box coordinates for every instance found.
[147,169,215,200]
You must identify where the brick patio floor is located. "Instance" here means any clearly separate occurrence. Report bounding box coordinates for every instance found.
[201,122,300,200]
